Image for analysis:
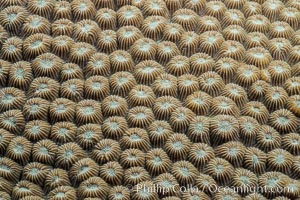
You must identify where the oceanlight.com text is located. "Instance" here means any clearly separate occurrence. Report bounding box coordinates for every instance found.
[133,184,294,195]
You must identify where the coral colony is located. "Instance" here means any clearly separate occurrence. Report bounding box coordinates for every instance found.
[0,0,300,199]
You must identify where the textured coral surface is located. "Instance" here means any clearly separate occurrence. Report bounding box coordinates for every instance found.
[0,0,300,199]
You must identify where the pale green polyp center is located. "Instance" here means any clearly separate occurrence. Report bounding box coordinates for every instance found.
[151,2,160,10]
[219,101,229,108]
[155,126,164,134]
[124,30,133,38]
[30,40,42,49]
[19,187,30,192]
[124,10,134,18]
[271,92,280,99]
[56,104,66,113]
[30,125,40,134]
[141,66,154,73]
[169,27,178,34]
[253,52,264,59]
[0,164,10,172]
[94,60,103,67]
[39,146,48,154]
[82,24,91,32]
[84,130,93,139]
[79,3,87,11]
[160,79,171,88]
[87,184,99,191]
[252,155,259,164]
[37,83,48,92]
[183,79,193,86]
[179,14,191,20]
[160,102,171,109]
[7,45,16,52]
[275,154,285,164]
[131,172,141,178]
[100,146,111,154]
[265,134,273,141]
[215,164,224,173]
[275,25,285,32]
[267,178,279,187]
[194,122,204,131]
[179,167,190,176]
[79,166,89,174]
[138,187,150,197]
[228,148,237,156]
[196,150,206,157]
[277,116,289,125]
[30,168,39,175]
[130,134,140,141]
[56,192,65,197]
[106,168,116,176]
[58,40,67,46]
[163,46,171,53]
[68,84,77,92]
[117,77,128,85]
[219,121,232,131]
[114,193,124,199]
[91,82,101,90]
[82,106,94,115]
[64,149,73,159]
[212,4,220,10]
[177,112,186,120]
[15,68,24,78]
[243,69,253,77]
[127,154,137,160]
[3,117,15,126]
[139,43,150,51]
[239,176,250,184]
[1,94,14,103]
[7,13,17,22]
[115,55,127,62]
[205,78,215,85]
[231,13,239,20]
[135,112,146,119]
[102,12,111,18]
[76,47,88,55]
[40,59,53,69]
[192,98,204,105]
[136,91,147,97]
[295,100,300,107]
[196,58,207,64]
[205,20,214,25]
[109,122,119,130]
[109,101,119,108]
[207,36,216,43]
[30,19,41,28]
[37,0,46,7]
[161,180,172,188]
[30,104,39,113]
[58,128,68,136]
[149,21,159,29]
[253,19,263,25]
[274,66,284,73]
[243,122,254,131]
[172,141,183,150]
[13,144,24,154]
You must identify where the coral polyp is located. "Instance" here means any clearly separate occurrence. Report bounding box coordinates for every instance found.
[204,157,234,186]
[188,143,215,170]
[146,148,172,176]
[210,115,240,146]
[91,139,121,165]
